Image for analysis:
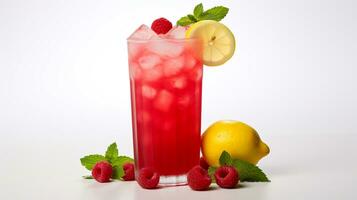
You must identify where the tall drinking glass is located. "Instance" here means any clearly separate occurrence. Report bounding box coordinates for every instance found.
[127,37,203,186]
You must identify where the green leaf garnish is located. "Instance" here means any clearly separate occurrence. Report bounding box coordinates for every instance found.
[177,3,229,26]
[211,151,270,182]
[208,166,217,182]
[219,150,233,166]
[232,159,270,182]
[105,142,119,163]
[82,175,94,179]
[193,3,203,18]
[112,165,125,180]
[187,14,197,22]
[112,156,134,166]
[177,16,194,26]
[80,142,134,181]
[198,6,228,21]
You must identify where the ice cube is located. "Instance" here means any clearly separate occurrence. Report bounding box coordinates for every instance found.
[170,76,187,89]
[185,54,197,70]
[142,85,157,99]
[129,63,142,80]
[166,26,187,39]
[177,95,191,107]
[138,111,151,124]
[143,67,163,82]
[147,40,184,57]
[128,25,157,40]
[154,90,173,112]
[138,54,161,69]
[163,56,185,77]
[128,43,143,59]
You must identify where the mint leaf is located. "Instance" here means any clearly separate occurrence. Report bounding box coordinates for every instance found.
[219,150,233,166]
[82,175,93,179]
[112,156,134,166]
[187,14,197,22]
[177,4,229,26]
[232,159,270,182]
[80,154,106,170]
[208,166,217,182]
[196,13,215,21]
[177,16,194,26]
[216,151,270,182]
[199,6,229,21]
[105,142,118,163]
[193,3,204,18]
[112,165,125,180]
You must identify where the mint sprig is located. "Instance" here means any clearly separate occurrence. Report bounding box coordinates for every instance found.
[177,3,229,26]
[80,142,134,180]
[209,151,270,182]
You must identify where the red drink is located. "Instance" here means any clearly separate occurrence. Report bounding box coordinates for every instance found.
[127,28,203,185]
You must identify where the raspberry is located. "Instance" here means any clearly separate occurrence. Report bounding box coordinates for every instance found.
[151,18,173,34]
[199,157,209,170]
[214,166,239,188]
[91,161,113,183]
[137,168,160,189]
[187,165,212,191]
[122,163,135,181]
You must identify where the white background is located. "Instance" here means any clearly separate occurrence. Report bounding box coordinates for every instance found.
[1,0,357,199]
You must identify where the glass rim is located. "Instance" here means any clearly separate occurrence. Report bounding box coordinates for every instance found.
[127,37,200,43]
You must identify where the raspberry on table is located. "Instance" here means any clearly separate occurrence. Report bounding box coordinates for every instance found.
[122,163,135,181]
[187,165,212,191]
[151,17,173,34]
[214,166,239,188]
[137,168,160,189]
[91,161,113,183]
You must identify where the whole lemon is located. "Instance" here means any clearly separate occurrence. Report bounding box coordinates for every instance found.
[201,120,270,167]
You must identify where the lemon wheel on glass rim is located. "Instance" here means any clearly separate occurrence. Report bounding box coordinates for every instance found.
[186,20,236,66]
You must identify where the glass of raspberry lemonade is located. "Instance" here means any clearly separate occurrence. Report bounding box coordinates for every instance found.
[127,25,203,185]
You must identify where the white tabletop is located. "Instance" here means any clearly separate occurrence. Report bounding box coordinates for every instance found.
[1,134,356,200]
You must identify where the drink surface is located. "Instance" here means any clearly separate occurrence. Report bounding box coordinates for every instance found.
[128,36,203,175]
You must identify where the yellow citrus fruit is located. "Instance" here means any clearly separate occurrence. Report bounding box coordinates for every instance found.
[201,120,270,167]
[185,20,236,66]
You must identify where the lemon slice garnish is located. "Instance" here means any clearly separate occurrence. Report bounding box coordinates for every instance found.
[186,20,236,66]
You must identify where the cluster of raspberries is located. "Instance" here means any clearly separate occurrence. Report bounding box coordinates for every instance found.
[92,156,239,190]
[187,157,239,190]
